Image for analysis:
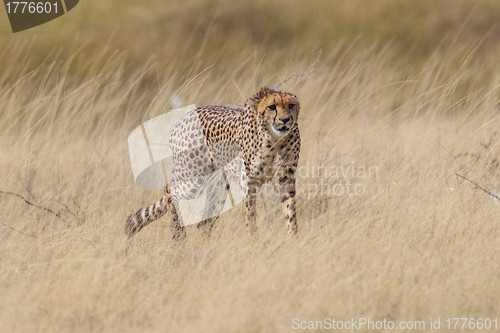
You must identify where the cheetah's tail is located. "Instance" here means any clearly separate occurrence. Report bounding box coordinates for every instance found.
[125,195,168,238]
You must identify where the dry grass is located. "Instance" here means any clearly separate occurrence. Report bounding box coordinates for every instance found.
[1,1,499,332]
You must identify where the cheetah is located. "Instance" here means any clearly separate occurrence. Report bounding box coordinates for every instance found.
[125,87,301,239]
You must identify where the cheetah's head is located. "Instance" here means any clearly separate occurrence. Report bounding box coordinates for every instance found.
[247,87,300,137]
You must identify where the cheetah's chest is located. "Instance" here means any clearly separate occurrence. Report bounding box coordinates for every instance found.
[249,150,277,181]
[246,135,289,182]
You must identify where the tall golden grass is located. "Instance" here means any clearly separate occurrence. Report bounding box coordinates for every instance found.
[0,1,499,332]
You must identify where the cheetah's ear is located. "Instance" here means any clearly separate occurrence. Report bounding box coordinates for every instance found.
[247,87,275,106]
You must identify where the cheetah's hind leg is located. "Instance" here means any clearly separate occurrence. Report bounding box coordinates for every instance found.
[165,184,186,241]
[195,172,230,239]
[196,216,219,239]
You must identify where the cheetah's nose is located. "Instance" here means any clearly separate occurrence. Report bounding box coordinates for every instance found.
[280,116,291,124]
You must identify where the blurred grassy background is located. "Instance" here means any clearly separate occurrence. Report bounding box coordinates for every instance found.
[2,0,500,69]
[1,0,499,132]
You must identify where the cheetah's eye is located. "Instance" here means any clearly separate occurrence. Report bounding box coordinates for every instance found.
[289,104,295,109]
[268,104,276,111]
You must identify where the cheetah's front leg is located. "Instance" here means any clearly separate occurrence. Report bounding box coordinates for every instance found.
[279,171,297,235]
[244,180,257,233]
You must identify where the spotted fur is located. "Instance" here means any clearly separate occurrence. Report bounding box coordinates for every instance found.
[126,87,301,239]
